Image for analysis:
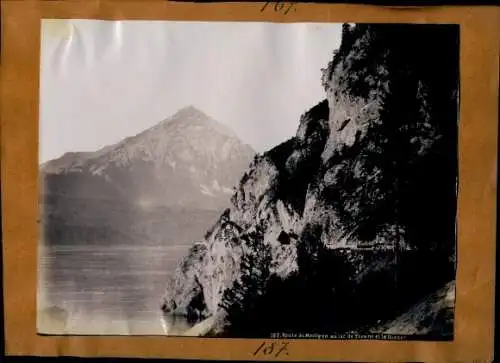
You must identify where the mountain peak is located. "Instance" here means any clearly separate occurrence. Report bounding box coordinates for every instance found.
[41,104,255,192]
[166,106,239,140]
[173,105,207,119]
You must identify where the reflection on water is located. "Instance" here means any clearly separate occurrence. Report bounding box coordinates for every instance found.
[38,243,192,335]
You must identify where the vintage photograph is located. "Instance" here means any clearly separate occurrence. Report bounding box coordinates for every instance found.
[38,20,459,340]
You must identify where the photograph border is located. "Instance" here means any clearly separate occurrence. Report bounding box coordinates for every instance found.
[1,1,498,361]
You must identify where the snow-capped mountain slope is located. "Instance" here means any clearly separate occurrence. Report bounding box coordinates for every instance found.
[41,106,255,210]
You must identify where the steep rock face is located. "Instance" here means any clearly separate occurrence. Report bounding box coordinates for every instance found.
[161,24,459,337]
[161,147,307,320]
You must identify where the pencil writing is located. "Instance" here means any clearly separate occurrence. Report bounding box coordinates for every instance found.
[253,341,290,358]
[260,1,298,15]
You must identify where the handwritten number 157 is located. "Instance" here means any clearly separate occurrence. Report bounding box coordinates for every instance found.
[261,1,298,15]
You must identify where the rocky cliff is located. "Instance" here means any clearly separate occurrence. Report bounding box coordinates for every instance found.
[161,24,459,338]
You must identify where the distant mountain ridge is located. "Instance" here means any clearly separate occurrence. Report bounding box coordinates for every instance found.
[41,106,255,211]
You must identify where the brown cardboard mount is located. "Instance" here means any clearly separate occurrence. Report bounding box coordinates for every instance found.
[1,1,499,361]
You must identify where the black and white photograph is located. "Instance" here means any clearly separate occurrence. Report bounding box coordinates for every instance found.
[38,20,459,340]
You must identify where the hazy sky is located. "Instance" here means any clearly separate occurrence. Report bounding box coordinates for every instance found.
[39,20,342,163]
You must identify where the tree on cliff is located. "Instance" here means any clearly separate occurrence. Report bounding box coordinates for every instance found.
[218,225,273,337]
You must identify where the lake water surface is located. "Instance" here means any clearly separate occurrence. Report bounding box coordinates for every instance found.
[38,243,193,335]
